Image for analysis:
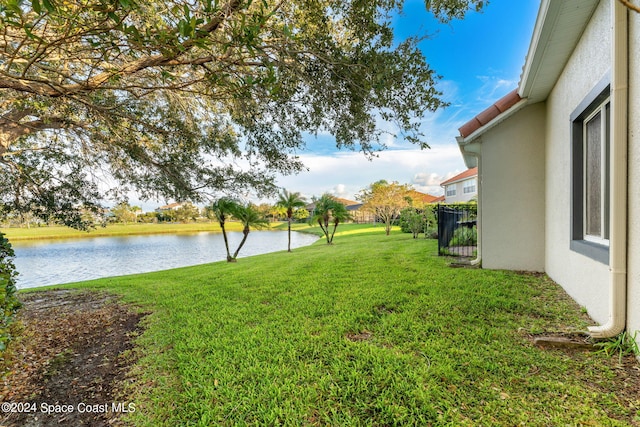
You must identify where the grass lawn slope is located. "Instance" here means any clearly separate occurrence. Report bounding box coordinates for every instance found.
[23,226,640,425]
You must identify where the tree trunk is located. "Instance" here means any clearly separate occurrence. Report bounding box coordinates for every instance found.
[231,227,250,260]
[287,216,292,252]
[329,220,339,244]
[219,220,232,261]
[318,219,330,244]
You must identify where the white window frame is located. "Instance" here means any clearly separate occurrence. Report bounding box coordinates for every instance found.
[446,184,456,197]
[582,100,610,247]
[463,179,476,194]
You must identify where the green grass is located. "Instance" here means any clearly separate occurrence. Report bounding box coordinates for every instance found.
[23,225,639,426]
[1,222,247,241]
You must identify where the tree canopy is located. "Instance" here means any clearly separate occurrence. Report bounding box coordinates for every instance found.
[0,0,485,229]
[358,180,412,235]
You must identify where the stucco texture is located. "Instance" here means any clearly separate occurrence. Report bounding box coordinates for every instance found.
[626,7,640,344]
[544,0,611,324]
[479,102,546,272]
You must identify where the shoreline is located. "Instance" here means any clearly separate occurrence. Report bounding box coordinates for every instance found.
[1,222,257,242]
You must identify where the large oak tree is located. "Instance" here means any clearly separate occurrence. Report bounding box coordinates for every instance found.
[0,0,484,228]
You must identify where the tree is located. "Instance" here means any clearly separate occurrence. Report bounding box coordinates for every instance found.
[206,198,268,262]
[206,198,237,262]
[276,190,307,252]
[229,203,269,261]
[399,206,436,238]
[0,232,21,351]
[174,202,200,223]
[311,194,352,244]
[292,207,309,222]
[110,201,138,224]
[0,0,485,230]
[358,181,412,235]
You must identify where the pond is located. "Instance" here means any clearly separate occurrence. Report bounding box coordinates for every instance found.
[12,230,319,289]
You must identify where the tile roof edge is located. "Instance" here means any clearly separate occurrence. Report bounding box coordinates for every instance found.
[458,89,522,138]
[440,167,478,186]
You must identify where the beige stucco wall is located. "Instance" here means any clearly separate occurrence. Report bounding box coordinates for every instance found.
[544,0,611,324]
[626,7,640,345]
[478,103,546,272]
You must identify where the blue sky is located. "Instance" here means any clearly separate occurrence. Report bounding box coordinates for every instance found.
[270,0,540,204]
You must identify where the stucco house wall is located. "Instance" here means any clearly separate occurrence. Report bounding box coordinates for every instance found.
[456,0,639,347]
[626,9,640,347]
[543,0,612,324]
[478,103,546,272]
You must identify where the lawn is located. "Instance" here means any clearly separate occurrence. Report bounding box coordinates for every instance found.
[1,222,246,241]
[22,225,640,425]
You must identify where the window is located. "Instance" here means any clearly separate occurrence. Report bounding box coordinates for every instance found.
[463,179,476,194]
[446,185,456,197]
[583,101,610,244]
[570,75,610,264]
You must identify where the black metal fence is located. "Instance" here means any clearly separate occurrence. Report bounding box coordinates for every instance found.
[437,204,477,257]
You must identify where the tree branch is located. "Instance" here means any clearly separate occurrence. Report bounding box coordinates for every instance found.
[0,0,244,97]
[619,0,640,13]
[0,117,83,149]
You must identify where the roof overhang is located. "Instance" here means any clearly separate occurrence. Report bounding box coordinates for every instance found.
[518,0,600,102]
[455,0,600,168]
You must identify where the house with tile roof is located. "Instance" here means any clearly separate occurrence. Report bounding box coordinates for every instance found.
[407,190,440,204]
[155,202,187,212]
[454,0,639,346]
[439,168,478,203]
[305,197,369,222]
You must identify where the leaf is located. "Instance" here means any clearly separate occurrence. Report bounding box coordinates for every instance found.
[31,0,42,14]
[23,25,45,43]
[107,12,119,23]
[41,0,56,13]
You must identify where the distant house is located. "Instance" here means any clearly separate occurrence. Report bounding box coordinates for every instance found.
[305,197,360,215]
[439,168,478,203]
[454,0,640,344]
[306,197,359,218]
[155,202,186,213]
[305,197,377,223]
[405,190,441,205]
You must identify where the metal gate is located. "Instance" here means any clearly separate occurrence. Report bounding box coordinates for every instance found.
[437,204,477,257]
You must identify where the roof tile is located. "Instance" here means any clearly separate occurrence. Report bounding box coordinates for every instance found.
[458,89,522,138]
[440,167,478,186]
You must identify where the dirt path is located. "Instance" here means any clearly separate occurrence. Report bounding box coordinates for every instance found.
[0,289,144,427]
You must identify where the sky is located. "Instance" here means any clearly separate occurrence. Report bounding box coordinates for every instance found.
[268,0,540,205]
[136,0,541,211]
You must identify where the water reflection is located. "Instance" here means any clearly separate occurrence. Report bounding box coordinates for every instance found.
[12,230,318,289]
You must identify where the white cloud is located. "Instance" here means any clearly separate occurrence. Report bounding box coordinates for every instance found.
[330,184,348,198]
[274,142,465,202]
[474,75,519,106]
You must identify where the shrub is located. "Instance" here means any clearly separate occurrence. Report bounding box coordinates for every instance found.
[399,206,436,238]
[0,232,22,353]
[448,226,477,247]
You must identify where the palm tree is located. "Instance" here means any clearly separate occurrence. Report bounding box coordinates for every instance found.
[207,197,238,262]
[311,194,352,244]
[276,189,307,252]
[229,203,269,261]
